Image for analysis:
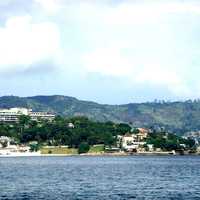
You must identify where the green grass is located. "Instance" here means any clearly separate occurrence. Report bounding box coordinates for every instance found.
[41,145,104,154]
[41,147,78,155]
[88,145,104,153]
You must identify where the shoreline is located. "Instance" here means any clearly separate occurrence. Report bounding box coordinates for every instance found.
[1,152,199,157]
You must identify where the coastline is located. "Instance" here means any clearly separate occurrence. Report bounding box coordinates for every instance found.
[1,151,199,157]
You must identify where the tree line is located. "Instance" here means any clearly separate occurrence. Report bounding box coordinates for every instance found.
[0,115,131,148]
[0,115,196,153]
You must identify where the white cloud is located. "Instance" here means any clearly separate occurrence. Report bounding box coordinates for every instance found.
[0,0,199,101]
[83,47,133,77]
[79,1,200,98]
[34,0,61,14]
[74,2,200,26]
[82,46,192,97]
[135,65,191,97]
[135,65,180,85]
[0,15,60,73]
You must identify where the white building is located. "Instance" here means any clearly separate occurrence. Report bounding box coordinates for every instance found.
[0,108,30,122]
[0,107,55,122]
[121,133,146,151]
[0,136,41,156]
[0,136,12,148]
[147,144,154,151]
[68,122,75,128]
[29,111,55,121]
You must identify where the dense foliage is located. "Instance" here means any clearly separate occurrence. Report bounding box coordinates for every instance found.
[146,132,195,151]
[0,116,131,148]
[0,115,196,153]
[1,95,200,134]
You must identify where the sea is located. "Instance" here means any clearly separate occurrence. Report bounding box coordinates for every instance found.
[0,156,200,200]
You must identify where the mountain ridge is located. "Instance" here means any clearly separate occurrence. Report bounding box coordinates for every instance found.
[0,95,200,134]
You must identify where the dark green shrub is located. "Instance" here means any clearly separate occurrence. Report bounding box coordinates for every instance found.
[48,150,52,154]
[78,142,90,154]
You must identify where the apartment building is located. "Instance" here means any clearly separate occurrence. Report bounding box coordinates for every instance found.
[0,108,55,122]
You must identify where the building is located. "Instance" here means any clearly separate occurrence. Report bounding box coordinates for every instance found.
[68,122,75,128]
[0,108,30,122]
[0,136,40,156]
[121,133,146,152]
[137,128,149,140]
[29,111,55,121]
[119,128,150,152]
[0,107,55,123]
[0,136,12,148]
[147,144,154,151]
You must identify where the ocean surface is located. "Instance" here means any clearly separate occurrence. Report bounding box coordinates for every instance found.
[0,156,200,200]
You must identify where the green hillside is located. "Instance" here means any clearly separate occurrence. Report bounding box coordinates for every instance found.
[0,95,200,134]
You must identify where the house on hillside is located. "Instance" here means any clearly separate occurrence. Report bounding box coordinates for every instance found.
[137,128,149,140]
[68,122,75,128]
[121,133,146,152]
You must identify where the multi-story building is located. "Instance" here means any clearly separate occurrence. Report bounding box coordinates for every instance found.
[0,108,55,122]
[29,111,55,121]
[121,133,146,152]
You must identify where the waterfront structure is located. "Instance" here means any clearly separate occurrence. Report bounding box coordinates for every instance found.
[0,136,41,156]
[121,133,146,151]
[147,144,154,151]
[184,131,200,145]
[0,107,55,123]
[119,128,150,152]
[0,136,12,148]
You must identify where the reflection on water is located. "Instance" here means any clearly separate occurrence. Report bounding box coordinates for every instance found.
[0,156,200,200]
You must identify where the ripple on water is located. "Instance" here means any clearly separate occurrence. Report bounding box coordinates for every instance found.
[0,156,200,200]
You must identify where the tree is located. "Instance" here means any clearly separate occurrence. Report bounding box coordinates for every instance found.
[78,142,90,154]
[116,123,131,135]
[18,115,31,137]
[29,143,40,152]
[186,138,196,148]
[103,132,115,146]
[18,115,31,127]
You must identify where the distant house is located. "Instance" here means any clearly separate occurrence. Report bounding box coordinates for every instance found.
[0,136,20,150]
[147,144,154,151]
[121,133,146,152]
[0,136,31,155]
[137,128,149,140]
[0,136,11,148]
[68,122,75,128]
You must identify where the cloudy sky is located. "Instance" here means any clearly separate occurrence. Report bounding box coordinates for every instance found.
[0,0,200,104]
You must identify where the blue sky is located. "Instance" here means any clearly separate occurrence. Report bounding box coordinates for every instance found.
[0,0,200,104]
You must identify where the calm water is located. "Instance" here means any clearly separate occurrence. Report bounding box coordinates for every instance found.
[0,156,200,200]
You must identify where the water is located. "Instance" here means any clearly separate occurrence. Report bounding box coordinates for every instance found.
[0,156,200,200]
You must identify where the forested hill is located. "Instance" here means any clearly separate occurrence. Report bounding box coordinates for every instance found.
[0,95,200,134]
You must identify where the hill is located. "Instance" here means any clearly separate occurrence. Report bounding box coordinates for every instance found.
[0,95,200,134]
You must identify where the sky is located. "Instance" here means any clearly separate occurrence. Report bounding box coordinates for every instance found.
[0,0,200,104]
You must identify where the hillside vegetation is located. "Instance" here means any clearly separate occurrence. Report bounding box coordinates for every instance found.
[0,95,200,134]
